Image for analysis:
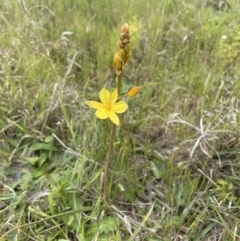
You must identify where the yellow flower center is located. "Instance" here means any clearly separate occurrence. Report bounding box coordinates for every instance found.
[104,101,112,111]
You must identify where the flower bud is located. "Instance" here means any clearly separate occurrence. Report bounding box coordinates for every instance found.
[117,49,126,62]
[121,23,130,34]
[127,87,140,97]
[114,52,122,71]
[124,51,131,64]
[124,44,130,53]
[117,48,131,64]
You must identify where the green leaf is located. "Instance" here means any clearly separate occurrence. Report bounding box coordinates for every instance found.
[26,153,47,167]
[45,135,54,143]
[33,162,50,178]
[169,216,182,227]
[101,217,119,233]
[150,161,161,179]
[87,217,119,238]
[117,183,125,191]
[30,142,58,151]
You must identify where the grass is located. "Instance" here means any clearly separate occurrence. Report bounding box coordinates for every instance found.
[1,0,240,240]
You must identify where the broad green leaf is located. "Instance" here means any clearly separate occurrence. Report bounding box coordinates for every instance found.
[45,135,54,143]
[150,161,161,179]
[30,142,58,151]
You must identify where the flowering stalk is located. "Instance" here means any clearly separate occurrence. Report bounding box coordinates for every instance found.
[87,23,140,204]
[104,24,131,204]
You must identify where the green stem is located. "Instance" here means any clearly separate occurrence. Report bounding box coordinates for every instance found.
[104,122,116,204]
[103,72,122,204]
[117,72,122,96]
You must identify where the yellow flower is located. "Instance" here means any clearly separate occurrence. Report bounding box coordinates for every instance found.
[127,86,140,97]
[87,88,128,126]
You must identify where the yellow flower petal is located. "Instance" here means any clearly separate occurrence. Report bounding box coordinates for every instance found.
[111,89,118,104]
[112,101,128,113]
[100,89,110,104]
[87,101,104,110]
[109,111,120,126]
[96,109,109,119]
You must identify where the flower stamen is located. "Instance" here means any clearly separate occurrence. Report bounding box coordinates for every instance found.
[104,101,112,111]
